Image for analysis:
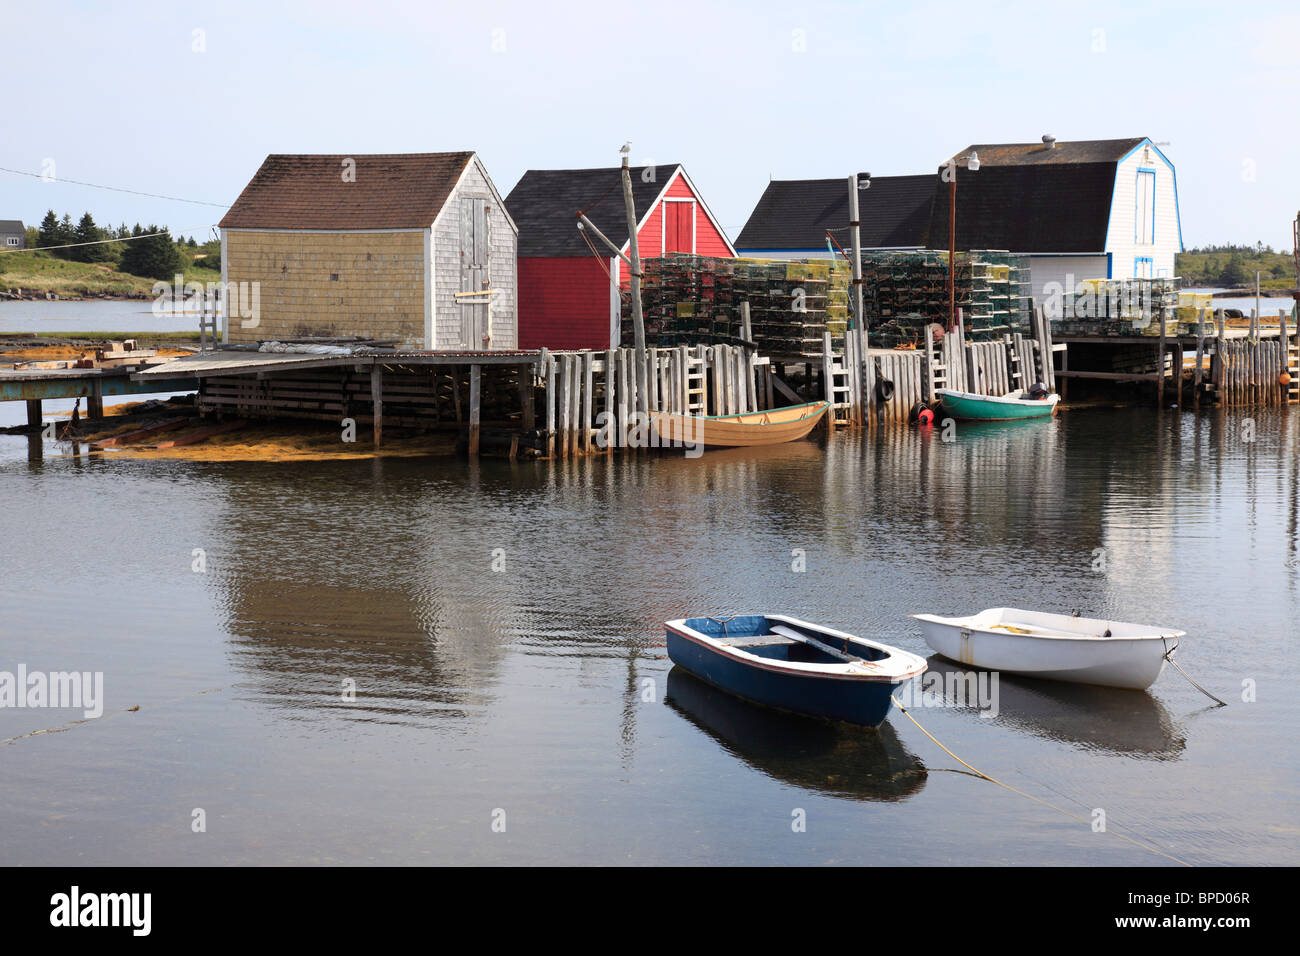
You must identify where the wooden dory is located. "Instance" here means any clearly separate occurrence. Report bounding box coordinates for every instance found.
[911,608,1185,690]
[937,388,1059,421]
[665,614,927,727]
[650,400,828,449]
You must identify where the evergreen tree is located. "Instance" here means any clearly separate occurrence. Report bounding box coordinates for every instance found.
[38,210,61,249]
[1219,255,1246,288]
[72,212,110,262]
[118,224,182,280]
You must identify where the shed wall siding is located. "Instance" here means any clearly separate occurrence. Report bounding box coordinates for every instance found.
[518,257,612,349]
[433,159,518,349]
[224,229,425,348]
[1105,147,1180,280]
[1029,255,1111,312]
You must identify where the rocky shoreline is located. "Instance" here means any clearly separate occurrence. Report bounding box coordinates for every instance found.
[0,289,152,302]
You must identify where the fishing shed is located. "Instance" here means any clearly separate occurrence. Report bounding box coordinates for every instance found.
[505,164,736,350]
[219,152,518,350]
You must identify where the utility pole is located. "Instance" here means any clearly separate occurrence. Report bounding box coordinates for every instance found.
[847,174,868,424]
[621,149,647,415]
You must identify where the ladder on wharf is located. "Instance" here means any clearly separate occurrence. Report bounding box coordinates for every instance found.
[820,332,854,427]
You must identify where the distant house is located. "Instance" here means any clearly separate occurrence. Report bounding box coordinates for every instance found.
[734,175,934,258]
[0,220,25,249]
[219,152,517,350]
[505,164,736,350]
[932,137,1183,303]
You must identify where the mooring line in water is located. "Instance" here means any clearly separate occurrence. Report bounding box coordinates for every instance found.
[889,695,1192,867]
[1,686,226,747]
[1162,641,1228,707]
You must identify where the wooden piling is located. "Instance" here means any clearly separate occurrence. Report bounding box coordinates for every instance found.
[467,363,481,458]
[370,365,383,446]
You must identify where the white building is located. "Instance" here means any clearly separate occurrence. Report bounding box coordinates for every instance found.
[940,136,1183,305]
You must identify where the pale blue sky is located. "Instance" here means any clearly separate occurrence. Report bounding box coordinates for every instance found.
[4,0,1297,249]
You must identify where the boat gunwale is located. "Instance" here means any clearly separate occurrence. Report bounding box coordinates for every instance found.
[936,388,1061,408]
[653,399,829,424]
[666,615,927,684]
[910,612,1185,643]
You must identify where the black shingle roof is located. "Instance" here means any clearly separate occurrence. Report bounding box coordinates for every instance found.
[735,175,935,251]
[0,219,24,234]
[928,162,1116,253]
[506,165,681,257]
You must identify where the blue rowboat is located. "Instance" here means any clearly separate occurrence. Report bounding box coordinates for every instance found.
[937,388,1060,421]
[664,614,927,728]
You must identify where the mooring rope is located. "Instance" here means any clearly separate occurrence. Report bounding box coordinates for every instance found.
[889,695,1192,867]
[1162,639,1227,707]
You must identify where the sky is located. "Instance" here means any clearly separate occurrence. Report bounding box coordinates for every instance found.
[3,0,1297,251]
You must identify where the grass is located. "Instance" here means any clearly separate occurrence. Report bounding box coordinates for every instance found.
[0,249,222,297]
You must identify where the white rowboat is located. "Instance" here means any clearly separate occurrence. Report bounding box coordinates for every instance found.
[910,607,1184,690]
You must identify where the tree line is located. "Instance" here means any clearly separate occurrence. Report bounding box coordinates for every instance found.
[30,210,220,280]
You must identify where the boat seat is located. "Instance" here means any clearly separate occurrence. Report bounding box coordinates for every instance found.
[714,635,799,647]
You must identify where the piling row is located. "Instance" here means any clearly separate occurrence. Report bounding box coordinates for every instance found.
[541,344,761,458]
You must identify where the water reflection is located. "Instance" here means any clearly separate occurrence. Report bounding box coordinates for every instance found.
[924,656,1185,760]
[665,668,927,802]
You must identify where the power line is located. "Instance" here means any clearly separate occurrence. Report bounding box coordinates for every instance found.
[0,225,217,255]
[0,165,229,208]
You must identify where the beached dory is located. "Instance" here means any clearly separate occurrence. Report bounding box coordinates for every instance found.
[664,615,927,727]
[911,608,1185,690]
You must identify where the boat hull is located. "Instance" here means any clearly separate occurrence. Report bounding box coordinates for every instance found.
[665,614,925,728]
[937,389,1059,421]
[651,401,828,448]
[912,609,1182,690]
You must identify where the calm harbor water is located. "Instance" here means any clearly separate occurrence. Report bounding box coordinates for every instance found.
[1,404,1296,866]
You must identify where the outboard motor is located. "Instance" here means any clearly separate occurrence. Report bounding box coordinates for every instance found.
[1028,381,1049,400]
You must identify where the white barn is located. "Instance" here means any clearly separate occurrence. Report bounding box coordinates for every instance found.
[937,137,1183,306]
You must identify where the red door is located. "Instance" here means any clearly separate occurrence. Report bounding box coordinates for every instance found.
[664,202,693,254]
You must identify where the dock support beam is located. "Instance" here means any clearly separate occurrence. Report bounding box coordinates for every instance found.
[370,365,383,446]
[89,379,104,419]
[26,399,42,431]
[468,363,482,459]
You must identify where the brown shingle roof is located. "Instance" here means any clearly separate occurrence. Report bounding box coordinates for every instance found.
[219,152,475,230]
[947,138,1147,167]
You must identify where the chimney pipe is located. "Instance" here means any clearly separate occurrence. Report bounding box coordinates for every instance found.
[1042,134,1056,149]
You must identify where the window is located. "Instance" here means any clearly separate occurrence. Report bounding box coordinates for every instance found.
[1135,169,1155,245]
[5,237,18,246]
[1135,256,1153,278]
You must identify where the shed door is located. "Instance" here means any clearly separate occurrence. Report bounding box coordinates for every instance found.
[459,198,492,348]
[664,201,693,254]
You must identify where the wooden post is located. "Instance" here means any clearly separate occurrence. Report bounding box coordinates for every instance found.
[621,156,647,417]
[26,399,42,431]
[582,351,594,454]
[370,364,383,446]
[604,348,617,452]
[1193,308,1205,407]
[1157,306,1167,407]
[847,174,867,426]
[520,362,536,430]
[559,354,572,458]
[545,354,556,458]
[468,363,481,458]
[89,378,104,420]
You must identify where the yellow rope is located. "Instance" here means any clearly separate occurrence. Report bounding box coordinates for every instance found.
[890,695,1192,867]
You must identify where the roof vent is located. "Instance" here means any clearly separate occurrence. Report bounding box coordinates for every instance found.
[1042,134,1056,149]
